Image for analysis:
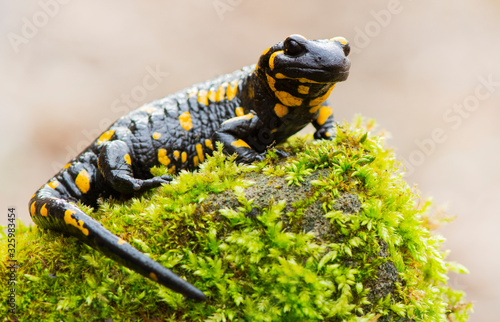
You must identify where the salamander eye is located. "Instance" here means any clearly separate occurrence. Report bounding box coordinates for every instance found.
[284,37,305,56]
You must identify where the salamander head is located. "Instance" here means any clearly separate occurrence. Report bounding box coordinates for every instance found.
[256,34,350,107]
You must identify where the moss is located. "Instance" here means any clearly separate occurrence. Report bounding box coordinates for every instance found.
[0,117,472,321]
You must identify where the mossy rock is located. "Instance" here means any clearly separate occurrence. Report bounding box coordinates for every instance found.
[0,118,472,321]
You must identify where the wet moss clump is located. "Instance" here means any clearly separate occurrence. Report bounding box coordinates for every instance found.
[0,117,472,321]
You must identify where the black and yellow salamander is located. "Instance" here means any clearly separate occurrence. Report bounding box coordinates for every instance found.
[29,34,351,302]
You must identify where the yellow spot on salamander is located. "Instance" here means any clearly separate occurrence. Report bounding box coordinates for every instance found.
[205,139,213,150]
[139,105,156,113]
[117,238,126,245]
[271,128,278,133]
[173,150,180,160]
[97,130,115,145]
[63,163,71,169]
[316,106,333,126]
[216,84,226,102]
[158,149,171,166]
[309,85,335,106]
[75,169,91,194]
[168,165,176,174]
[276,91,303,106]
[187,87,198,98]
[198,90,209,105]
[221,113,253,125]
[248,84,255,99]
[309,105,321,114]
[179,111,193,131]
[181,152,187,163]
[298,85,310,95]
[196,144,204,163]
[48,180,59,189]
[274,103,289,118]
[266,74,277,92]
[269,50,283,71]
[40,203,48,217]
[152,132,161,140]
[325,131,332,137]
[231,139,251,149]
[226,80,238,100]
[64,209,89,236]
[330,36,348,45]
[235,107,244,116]
[149,272,158,282]
[193,156,199,167]
[124,154,132,165]
[260,47,271,57]
[208,88,216,102]
[30,201,36,216]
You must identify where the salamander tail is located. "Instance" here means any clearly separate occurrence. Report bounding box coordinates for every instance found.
[29,195,206,301]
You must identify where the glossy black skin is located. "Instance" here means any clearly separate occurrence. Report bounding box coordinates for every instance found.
[29,35,350,302]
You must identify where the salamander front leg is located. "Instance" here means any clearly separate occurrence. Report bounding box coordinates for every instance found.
[213,131,266,163]
[312,105,336,140]
[98,140,172,194]
[213,113,288,163]
[212,113,267,163]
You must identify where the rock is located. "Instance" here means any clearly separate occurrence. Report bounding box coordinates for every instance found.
[0,121,472,321]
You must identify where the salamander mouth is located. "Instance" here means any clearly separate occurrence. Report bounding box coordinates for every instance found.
[282,65,350,83]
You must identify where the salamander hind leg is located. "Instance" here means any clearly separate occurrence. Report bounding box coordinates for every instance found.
[98,140,172,194]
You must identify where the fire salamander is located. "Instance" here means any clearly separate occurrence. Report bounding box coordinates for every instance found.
[29,34,351,301]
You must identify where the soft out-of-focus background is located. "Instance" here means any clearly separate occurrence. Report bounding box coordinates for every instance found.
[1,0,498,319]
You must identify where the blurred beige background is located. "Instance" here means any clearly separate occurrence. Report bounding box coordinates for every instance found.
[1,0,499,320]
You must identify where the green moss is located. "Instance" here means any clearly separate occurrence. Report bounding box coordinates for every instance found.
[1,117,472,321]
